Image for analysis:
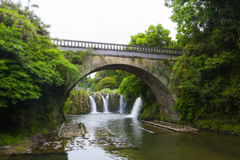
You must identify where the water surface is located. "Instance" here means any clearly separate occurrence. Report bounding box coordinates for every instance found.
[6,113,240,160]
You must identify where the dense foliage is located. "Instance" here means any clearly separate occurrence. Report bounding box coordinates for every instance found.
[77,70,130,91]
[0,1,77,108]
[119,75,147,101]
[165,0,240,129]
[0,0,87,142]
[97,77,117,91]
[64,49,93,65]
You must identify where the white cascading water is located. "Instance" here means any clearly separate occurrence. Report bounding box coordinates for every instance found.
[118,95,127,113]
[89,94,97,113]
[101,94,109,113]
[94,92,96,101]
[127,97,142,117]
[106,94,109,109]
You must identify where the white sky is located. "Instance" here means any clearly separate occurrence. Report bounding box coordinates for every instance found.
[15,0,177,44]
[14,0,177,78]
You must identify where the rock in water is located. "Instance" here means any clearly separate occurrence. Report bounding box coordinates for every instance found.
[83,134,89,139]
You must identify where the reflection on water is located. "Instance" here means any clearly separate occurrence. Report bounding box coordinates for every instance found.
[5,113,240,160]
[5,153,68,160]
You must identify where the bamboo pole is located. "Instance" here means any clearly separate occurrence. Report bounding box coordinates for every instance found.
[142,121,180,132]
[100,124,115,136]
[153,120,198,132]
[144,123,174,133]
[58,123,65,137]
[130,123,154,134]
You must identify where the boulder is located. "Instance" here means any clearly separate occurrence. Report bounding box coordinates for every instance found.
[0,146,10,150]
[29,136,39,143]
[37,134,44,140]
[49,130,58,136]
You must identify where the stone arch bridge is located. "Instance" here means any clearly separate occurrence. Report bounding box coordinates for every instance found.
[52,39,182,119]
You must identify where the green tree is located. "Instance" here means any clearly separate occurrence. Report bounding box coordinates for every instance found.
[77,77,89,89]
[97,77,117,90]
[119,75,147,101]
[129,24,179,48]
[88,70,130,90]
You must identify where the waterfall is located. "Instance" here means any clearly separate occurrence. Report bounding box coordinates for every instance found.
[118,95,127,113]
[101,94,109,113]
[127,97,142,117]
[106,93,109,109]
[94,92,96,101]
[89,94,97,113]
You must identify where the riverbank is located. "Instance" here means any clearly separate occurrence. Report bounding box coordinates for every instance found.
[140,115,240,135]
[0,124,62,156]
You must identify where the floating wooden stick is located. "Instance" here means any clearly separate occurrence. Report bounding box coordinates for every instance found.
[130,123,154,134]
[100,124,115,136]
[145,120,198,132]
[81,123,85,136]
[142,121,180,132]
[82,123,90,138]
[58,123,65,137]
[83,123,90,137]
[144,123,174,133]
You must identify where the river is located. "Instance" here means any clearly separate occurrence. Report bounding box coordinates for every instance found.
[6,113,240,160]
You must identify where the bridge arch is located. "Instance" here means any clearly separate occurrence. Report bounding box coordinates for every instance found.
[66,55,178,119]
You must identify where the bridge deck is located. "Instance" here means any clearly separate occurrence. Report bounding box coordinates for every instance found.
[52,39,182,59]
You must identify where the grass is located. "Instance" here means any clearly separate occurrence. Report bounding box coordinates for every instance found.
[77,122,82,129]
[42,128,49,135]
[146,66,150,71]
[16,146,26,151]
[0,134,25,146]
[131,56,135,61]
[193,117,240,134]
[98,88,120,94]
[151,67,155,73]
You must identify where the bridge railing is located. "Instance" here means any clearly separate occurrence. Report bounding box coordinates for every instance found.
[51,39,182,55]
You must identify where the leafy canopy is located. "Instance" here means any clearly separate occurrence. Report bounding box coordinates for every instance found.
[97,77,117,91]
[119,75,147,101]
[166,0,240,121]
[129,24,179,49]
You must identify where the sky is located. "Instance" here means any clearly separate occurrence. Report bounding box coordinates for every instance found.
[13,0,177,78]
[14,0,177,44]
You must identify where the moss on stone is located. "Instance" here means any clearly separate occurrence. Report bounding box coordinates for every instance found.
[64,90,90,115]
